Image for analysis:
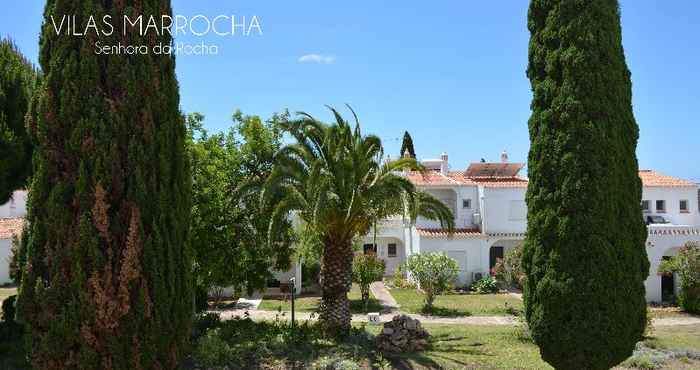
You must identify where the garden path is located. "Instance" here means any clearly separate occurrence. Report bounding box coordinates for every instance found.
[211,308,700,327]
[369,281,399,312]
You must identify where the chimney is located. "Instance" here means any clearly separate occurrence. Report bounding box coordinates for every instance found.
[440,152,448,176]
[500,149,509,163]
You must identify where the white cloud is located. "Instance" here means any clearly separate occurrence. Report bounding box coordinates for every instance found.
[298,54,336,64]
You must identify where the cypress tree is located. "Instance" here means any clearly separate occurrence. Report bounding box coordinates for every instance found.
[16,2,192,369]
[0,38,37,204]
[400,131,416,158]
[523,1,649,369]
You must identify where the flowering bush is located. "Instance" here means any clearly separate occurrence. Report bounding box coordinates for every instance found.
[404,253,459,311]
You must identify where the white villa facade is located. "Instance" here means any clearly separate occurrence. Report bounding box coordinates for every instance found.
[362,153,700,303]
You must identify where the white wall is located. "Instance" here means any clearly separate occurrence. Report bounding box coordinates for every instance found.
[480,187,527,234]
[644,229,700,302]
[360,236,405,275]
[0,239,12,284]
[0,190,28,218]
[417,237,490,286]
[642,187,699,225]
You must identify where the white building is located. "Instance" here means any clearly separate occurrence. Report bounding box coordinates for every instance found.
[364,153,700,303]
[0,191,27,284]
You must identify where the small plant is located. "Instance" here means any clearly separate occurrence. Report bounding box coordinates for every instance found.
[658,242,700,313]
[470,276,499,294]
[404,253,459,311]
[352,253,386,312]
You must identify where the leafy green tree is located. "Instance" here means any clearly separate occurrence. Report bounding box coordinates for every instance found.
[658,242,700,313]
[187,111,294,298]
[263,106,454,333]
[523,1,649,369]
[352,253,386,312]
[16,2,192,368]
[404,253,458,311]
[399,131,416,158]
[0,38,37,204]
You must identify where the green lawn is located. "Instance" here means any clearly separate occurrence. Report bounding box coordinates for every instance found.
[367,323,552,369]
[258,284,384,314]
[390,288,523,316]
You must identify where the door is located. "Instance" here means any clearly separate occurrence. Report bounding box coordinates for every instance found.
[661,256,675,302]
[447,251,468,285]
[490,246,504,270]
[363,243,377,255]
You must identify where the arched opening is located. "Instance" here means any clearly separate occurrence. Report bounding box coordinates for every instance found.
[660,246,683,303]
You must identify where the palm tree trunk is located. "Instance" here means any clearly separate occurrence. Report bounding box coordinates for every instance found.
[318,236,353,334]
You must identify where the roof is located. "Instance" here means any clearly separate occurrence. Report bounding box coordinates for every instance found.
[407,169,694,189]
[405,170,526,188]
[0,218,24,240]
[417,228,482,238]
[639,170,697,187]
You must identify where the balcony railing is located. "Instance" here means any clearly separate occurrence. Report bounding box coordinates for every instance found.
[647,224,700,236]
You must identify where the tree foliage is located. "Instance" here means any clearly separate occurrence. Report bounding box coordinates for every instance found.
[523,1,649,369]
[16,2,192,368]
[493,244,526,290]
[0,38,37,204]
[404,253,458,311]
[658,242,700,313]
[399,131,416,158]
[352,253,386,312]
[263,106,454,334]
[187,111,294,296]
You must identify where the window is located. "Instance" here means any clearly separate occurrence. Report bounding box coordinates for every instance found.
[388,243,397,257]
[680,200,689,213]
[508,200,527,221]
[656,200,666,213]
[363,244,376,255]
[462,199,472,209]
[641,200,650,213]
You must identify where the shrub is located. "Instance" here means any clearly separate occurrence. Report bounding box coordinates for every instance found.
[388,265,414,289]
[658,242,700,313]
[404,253,459,311]
[493,245,525,289]
[352,254,385,312]
[471,276,499,294]
[194,328,237,367]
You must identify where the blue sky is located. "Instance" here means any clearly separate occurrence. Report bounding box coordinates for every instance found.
[1,1,698,181]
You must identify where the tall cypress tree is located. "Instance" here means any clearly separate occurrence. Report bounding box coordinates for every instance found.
[0,38,37,204]
[400,131,415,158]
[523,1,649,369]
[16,2,192,368]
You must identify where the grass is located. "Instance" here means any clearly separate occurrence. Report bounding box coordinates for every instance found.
[190,314,700,370]
[390,288,523,317]
[258,284,384,314]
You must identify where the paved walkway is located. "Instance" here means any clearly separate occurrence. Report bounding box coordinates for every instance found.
[369,281,399,312]
[212,308,700,328]
[213,308,519,325]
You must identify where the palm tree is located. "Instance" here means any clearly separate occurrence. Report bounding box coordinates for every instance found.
[263,106,454,333]
[403,190,455,255]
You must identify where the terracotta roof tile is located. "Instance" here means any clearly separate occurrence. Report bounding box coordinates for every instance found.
[639,170,697,187]
[417,228,482,238]
[0,218,24,240]
[405,171,464,186]
[408,169,694,189]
